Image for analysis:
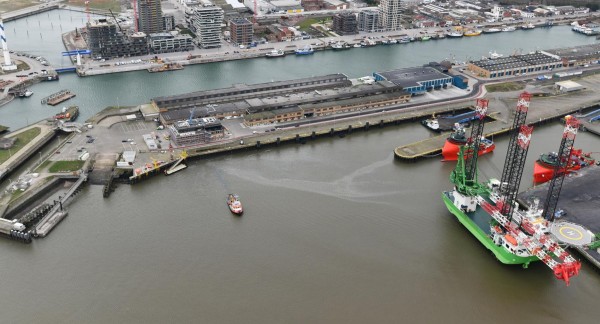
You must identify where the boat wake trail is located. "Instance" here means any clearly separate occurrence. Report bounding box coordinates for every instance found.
[221,154,423,204]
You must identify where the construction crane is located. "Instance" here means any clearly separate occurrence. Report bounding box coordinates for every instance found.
[463,98,489,183]
[85,1,91,23]
[253,0,258,24]
[108,9,123,33]
[132,0,138,32]
[543,116,580,221]
[499,92,532,219]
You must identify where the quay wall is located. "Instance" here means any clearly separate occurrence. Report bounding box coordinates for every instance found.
[2,177,62,219]
[0,128,56,183]
[3,5,59,22]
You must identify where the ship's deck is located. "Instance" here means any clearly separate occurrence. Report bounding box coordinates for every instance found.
[443,191,493,234]
[518,165,600,268]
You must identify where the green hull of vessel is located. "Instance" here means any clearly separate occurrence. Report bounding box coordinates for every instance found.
[442,192,539,266]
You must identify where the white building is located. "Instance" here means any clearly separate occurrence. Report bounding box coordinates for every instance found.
[189,1,224,49]
[379,0,403,31]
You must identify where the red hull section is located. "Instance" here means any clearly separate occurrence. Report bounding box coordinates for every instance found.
[533,161,581,184]
[533,149,596,184]
[442,140,496,161]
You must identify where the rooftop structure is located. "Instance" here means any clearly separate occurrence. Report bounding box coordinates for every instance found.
[545,44,600,67]
[373,67,454,94]
[468,52,563,78]
[153,74,351,111]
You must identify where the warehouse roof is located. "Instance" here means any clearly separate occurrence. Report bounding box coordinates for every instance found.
[374,67,452,88]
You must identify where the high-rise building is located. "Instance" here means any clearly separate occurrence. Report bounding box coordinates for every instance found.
[379,0,403,31]
[86,19,149,59]
[189,2,224,49]
[332,13,358,35]
[229,18,253,46]
[358,10,380,32]
[138,0,163,34]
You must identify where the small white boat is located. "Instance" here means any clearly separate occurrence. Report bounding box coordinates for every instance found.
[502,26,516,32]
[17,89,34,98]
[266,49,285,58]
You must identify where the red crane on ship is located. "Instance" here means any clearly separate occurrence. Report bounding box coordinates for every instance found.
[479,94,580,285]
[543,116,581,222]
[498,92,532,219]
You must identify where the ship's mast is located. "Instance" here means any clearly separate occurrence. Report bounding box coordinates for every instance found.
[499,92,533,219]
[543,116,580,221]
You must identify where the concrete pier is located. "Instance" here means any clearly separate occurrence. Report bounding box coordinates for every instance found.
[395,84,600,161]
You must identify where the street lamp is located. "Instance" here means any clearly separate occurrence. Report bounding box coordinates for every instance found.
[38,152,42,165]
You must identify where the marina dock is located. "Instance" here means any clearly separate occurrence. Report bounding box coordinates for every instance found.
[41,89,75,106]
[518,166,600,270]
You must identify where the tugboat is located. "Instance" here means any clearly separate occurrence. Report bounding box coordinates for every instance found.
[53,106,79,122]
[533,149,596,184]
[227,194,243,215]
[441,123,495,161]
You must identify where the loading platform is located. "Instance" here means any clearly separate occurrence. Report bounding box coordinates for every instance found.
[41,89,76,106]
[518,165,600,270]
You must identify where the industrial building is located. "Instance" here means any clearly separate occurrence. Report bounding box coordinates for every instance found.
[153,74,351,112]
[467,52,563,79]
[555,80,584,93]
[242,82,411,126]
[168,117,224,146]
[379,0,403,31]
[138,0,163,34]
[545,44,600,67]
[373,67,454,94]
[332,13,358,35]
[149,33,194,54]
[189,2,224,49]
[155,74,410,126]
[229,18,253,46]
[358,10,380,32]
[86,19,149,59]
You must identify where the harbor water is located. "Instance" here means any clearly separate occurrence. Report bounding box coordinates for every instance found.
[1,10,599,323]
